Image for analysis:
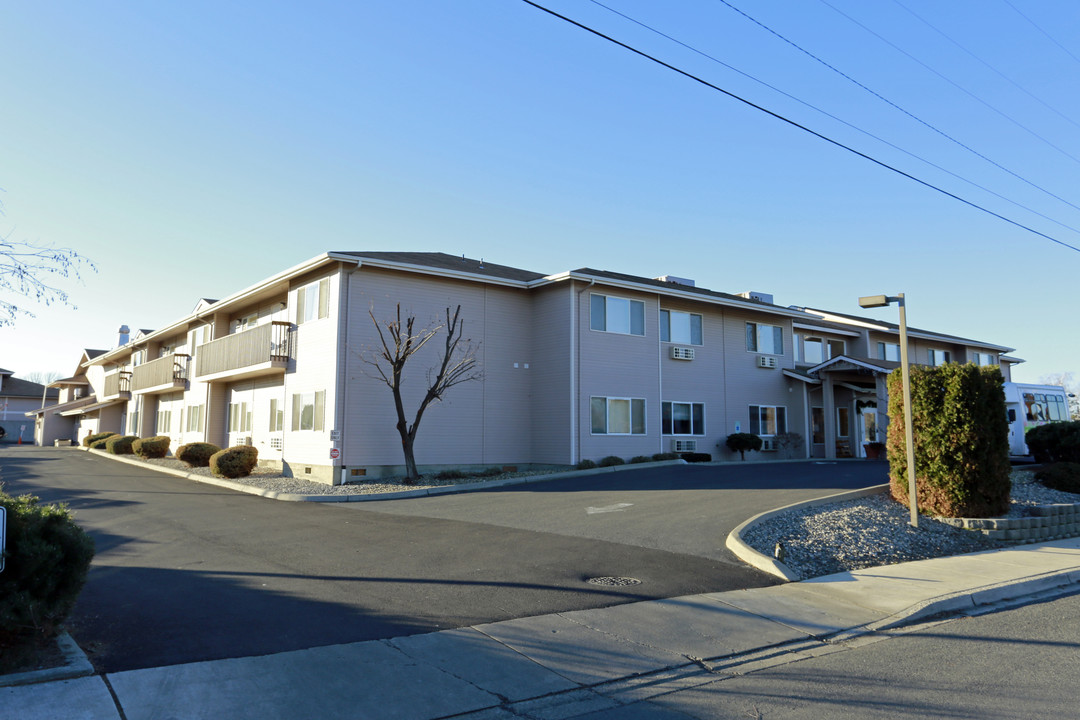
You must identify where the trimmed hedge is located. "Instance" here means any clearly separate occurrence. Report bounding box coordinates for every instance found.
[133,435,171,459]
[726,433,762,460]
[0,490,95,668]
[1036,462,1080,494]
[576,459,597,470]
[105,435,137,455]
[82,431,117,448]
[598,455,625,467]
[210,445,259,478]
[630,455,654,464]
[1025,421,1080,464]
[887,363,1010,518]
[88,437,112,450]
[651,452,680,461]
[175,442,221,468]
[680,452,712,463]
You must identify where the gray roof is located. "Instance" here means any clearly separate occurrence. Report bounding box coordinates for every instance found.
[1,376,59,399]
[335,252,547,283]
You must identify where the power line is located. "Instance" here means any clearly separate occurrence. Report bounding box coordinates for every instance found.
[586,0,1080,239]
[1000,0,1080,68]
[712,0,1080,215]
[892,0,1080,132]
[818,0,1080,166]
[517,0,1080,254]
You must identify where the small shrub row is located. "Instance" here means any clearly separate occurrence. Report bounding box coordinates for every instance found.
[133,436,170,459]
[680,452,712,463]
[82,431,117,448]
[575,452,687,470]
[210,446,259,478]
[176,443,221,468]
[105,435,138,455]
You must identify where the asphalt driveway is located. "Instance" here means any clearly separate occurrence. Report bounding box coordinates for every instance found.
[0,447,886,673]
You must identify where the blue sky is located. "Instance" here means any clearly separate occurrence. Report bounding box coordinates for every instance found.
[1,0,1077,384]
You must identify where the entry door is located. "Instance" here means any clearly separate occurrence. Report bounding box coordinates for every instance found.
[858,408,878,457]
[811,407,825,458]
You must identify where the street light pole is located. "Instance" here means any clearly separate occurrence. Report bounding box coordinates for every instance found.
[859,293,919,528]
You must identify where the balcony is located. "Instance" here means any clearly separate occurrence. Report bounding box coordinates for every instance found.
[132,354,190,395]
[102,370,132,400]
[195,321,292,383]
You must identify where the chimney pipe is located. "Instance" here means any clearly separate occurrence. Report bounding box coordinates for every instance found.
[118,325,130,347]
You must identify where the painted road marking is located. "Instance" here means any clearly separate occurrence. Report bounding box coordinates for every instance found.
[586,503,634,514]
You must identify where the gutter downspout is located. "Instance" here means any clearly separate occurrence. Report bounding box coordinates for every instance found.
[572,279,595,464]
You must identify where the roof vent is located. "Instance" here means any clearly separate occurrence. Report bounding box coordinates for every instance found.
[738,291,774,304]
[118,325,131,347]
[654,275,695,287]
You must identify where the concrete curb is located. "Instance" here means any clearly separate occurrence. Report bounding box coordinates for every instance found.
[725,484,891,581]
[81,447,689,502]
[0,633,94,688]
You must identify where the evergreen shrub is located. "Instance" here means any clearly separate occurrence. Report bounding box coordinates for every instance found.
[133,436,171,459]
[598,455,625,467]
[82,431,117,448]
[576,459,597,470]
[726,433,762,460]
[105,435,137,455]
[0,489,95,668]
[175,443,221,468]
[629,455,653,464]
[887,363,1010,518]
[88,437,112,450]
[209,446,259,478]
[1025,421,1080,464]
[434,469,468,480]
[1035,462,1080,494]
[680,452,712,463]
[651,452,680,461]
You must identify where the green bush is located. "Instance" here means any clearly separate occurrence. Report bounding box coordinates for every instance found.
[680,452,712,463]
[82,431,117,448]
[434,469,468,480]
[726,433,762,460]
[629,455,653,464]
[175,442,221,468]
[133,435,171,459]
[576,459,597,470]
[598,455,625,467]
[0,489,95,669]
[105,435,137,455]
[209,446,259,478]
[1025,421,1080,464]
[88,437,112,450]
[476,467,504,477]
[887,364,1010,518]
[651,452,680,461]
[1035,462,1080,494]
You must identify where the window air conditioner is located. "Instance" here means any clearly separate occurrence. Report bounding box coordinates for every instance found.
[756,355,779,369]
[670,346,695,360]
[672,439,697,453]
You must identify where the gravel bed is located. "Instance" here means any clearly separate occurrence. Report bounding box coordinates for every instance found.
[139,456,553,495]
[742,468,1080,579]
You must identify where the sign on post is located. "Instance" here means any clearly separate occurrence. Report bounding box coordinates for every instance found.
[329,448,340,460]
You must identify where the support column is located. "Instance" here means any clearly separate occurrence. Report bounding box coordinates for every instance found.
[823,373,836,460]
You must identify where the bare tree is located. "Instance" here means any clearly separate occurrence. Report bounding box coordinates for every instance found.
[362,304,482,482]
[1040,372,1080,420]
[1,229,95,326]
[20,371,63,386]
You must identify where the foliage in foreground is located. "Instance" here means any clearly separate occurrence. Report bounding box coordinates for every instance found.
[1036,462,1080,494]
[175,442,221,468]
[1025,421,1080,464]
[210,446,259,478]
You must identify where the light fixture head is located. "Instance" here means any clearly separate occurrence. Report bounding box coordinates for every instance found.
[859,294,890,308]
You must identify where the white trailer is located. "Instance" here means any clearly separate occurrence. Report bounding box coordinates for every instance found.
[1003,382,1072,457]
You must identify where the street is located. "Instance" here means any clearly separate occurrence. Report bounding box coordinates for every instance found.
[0,447,884,674]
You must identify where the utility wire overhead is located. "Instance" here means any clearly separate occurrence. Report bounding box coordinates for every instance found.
[587,0,1080,238]
[818,0,1080,166]
[892,0,1080,131]
[1000,0,1080,68]
[712,0,1080,215]
[518,0,1080,254]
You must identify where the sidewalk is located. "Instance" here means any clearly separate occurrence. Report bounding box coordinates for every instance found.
[6,537,1080,720]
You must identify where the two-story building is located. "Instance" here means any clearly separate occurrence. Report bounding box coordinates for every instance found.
[37,251,1018,483]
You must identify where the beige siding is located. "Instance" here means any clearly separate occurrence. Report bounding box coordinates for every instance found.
[530,285,572,464]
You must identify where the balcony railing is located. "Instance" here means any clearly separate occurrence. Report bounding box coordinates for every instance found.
[132,354,190,393]
[195,321,292,380]
[103,370,132,399]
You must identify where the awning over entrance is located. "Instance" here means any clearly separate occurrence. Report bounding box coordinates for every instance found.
[58,399,124,417]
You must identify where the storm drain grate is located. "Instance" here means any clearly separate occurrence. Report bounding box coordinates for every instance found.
[585,576,642,587]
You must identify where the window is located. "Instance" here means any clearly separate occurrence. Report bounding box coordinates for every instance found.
[802,337,824,364]
[156,409,172,434]
[837,407,850,438]
[974,352,997,366]
[236,313,258,333]
[292,391,326,431]
[590,397,646,435]
[296,278,330,325]
[746,322,783,355]
[928,349,951,366]
[878,342,901,362]
[590,294,645,336]
[749,405,787,436]
[186,404,205,432]
[660,310,702,345]
[269,398,284,432]
[662,402,705,435]
[228,402,252,433]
